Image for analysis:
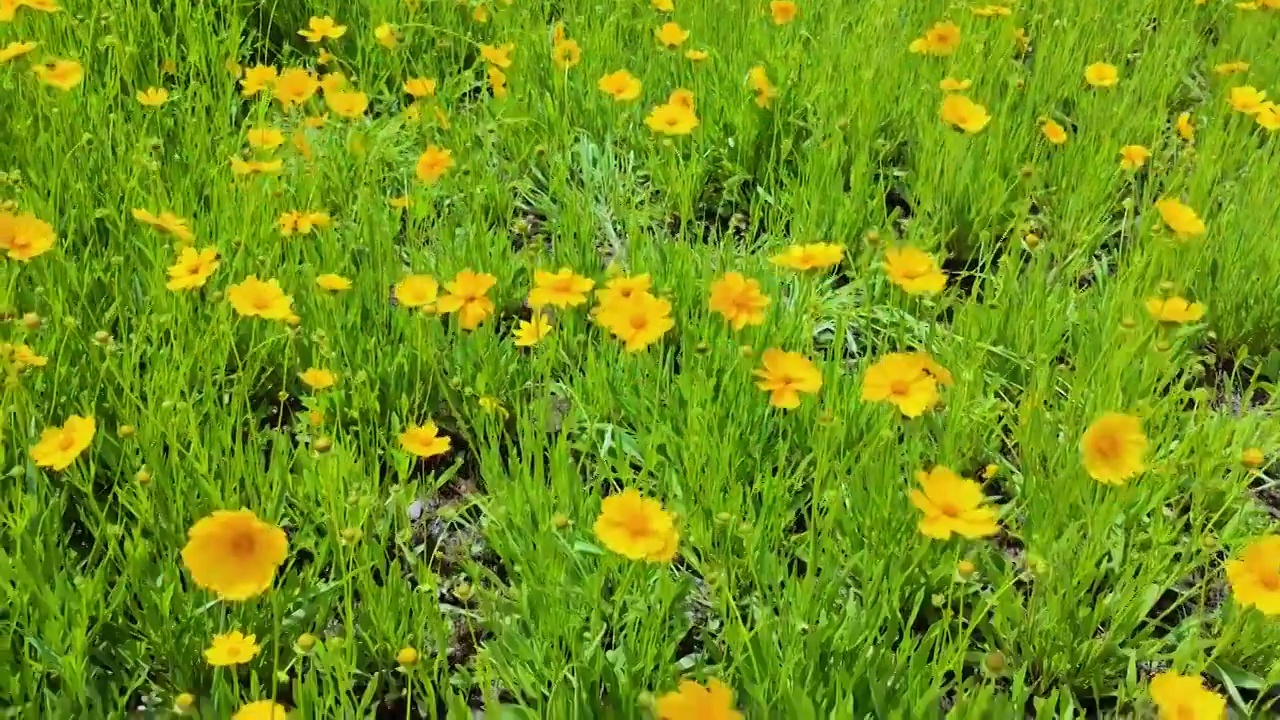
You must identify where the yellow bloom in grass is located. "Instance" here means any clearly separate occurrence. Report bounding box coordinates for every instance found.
[316,273,352,292]
[553,39,581,70]
[1084,62,1118,88]
[685,49,709,62]
[404,77,437,98]
[299,368,336,390]
[165,247,219,291]
[530,267,595,309]
[0,211,56,261]
[909,466,1000,540]
[480,43,514,68]
[593,275,653,317]
[971,4,1012,16]
[400,422,451,459]
[245,127,284,151]
[241,65,277,96]
[204,631,260,667]
[593,488,678,562]
[668,89,695,110]
[228,276,294,320]
[1039,117,1067,144]
[394,275,439,310]
[131,208,195,243]
[748,65,777,108]
[598,70,642,101]
[319,71,347,95]
[33,59,83,90]
[655,22,690,48]
[1228,85,1266,114]
[1257,102,1280,131]
[753,349,822,409]
[1118,144,1150,170]
[645,102,700,135]
[861,352,951,418]
[939,77,971,92]
[1080,413,1147,485]
[30,415,95,471]
[884,246,947,295]
[708,272,770,330]
[471,3,490,22]
[0,41,37,63]
[488,66,509,99]
[940,95,990,133]
[1213,60,1249,76]
[136,87,169,107]
[656,678,743,720]
[514,313,552,347]
[232,700,288,720]
[274,68,319,109]
[652,0,674,9]
[229,157,283,176]
[181,509,288,601]
[299,16,347,43]
[374,22,399,49]
[1146,296,1205,324]
[1176,112,1195,142]
[278,211,331,236]
[770,242,843,270]
[597,291,675,352]
[416,146,454,184]
[1149,672,1226,720]
[1226,536,1280,616]
[769,1,798,24]
[1154,198,1205,239]
[325,89,367,118]
[5,343,47,369]
[438,269,498,330]
[910,21,961,56]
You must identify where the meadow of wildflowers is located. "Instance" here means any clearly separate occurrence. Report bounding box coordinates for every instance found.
[3,0,1280,717]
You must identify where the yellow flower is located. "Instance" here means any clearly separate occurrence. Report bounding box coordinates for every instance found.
[770,242,843,270]
[1146,296,1204,324]
[394,275,439,310]
[598,70,642,101]
[1149,672,1226,720]
[592,488,678,561]
[0,41,37,63]
[299,368,336,390]
[1080,413,1147,485]
[6,343,47,369]
[970,4,1012,16]
[299,16,347,43]
[1039,117,1067,144]
[685,49,709,62]
[1242,447,1265,469]
[404,77,436,98]
[530,267,595,309]
[1084,62,1119,87]
[29,415,95,471]
[884,246,947,294]
[708,272,769,330]
[860,352,949,417]
[242,127,282,152]
[240,65,277,96]
[181,509,288,601]
[1119,144,1150,170]
[1154,198,1205,239]
[416,146,454,184]
[316,273,352,292]
[227,276,294,320]
[514,313,552,347]
[655,22,690,48]
[1228,85,1266,114]
[645,102,700,135]
[753,349,822,409]
[488,65,509,99]
[909,466,1000,540]
[595,274,653,306]
[748,65,777,108]
[940,94,990,133]
[166,247,220,291]
[553,39,581,70]
[273,68,319,108]
[437,269,497,330]
[232,700,288,720]
[229,157,283,176]
[204,631,260,667]
[1213,60,1249,76]
[939,77,971,92]
[769,0,798,24]
[480,42,514,68]
[0,211,56,261]
[1176,112,1195,142]
[22,0,62,12]
[320,71,347,95]
[325,89,368,118]
[400,422,451,458]
[596,291,675,352]
[374,22,399,49]
[136,87,169,106]
[668,89,695,110]
[656,678,743,720]
[33,59,83,90]
[1226,536,1280,616]
[396,647,419,667]
[132,208,196,243]
[1257,102,1280,131]
[652,0,674,10]
[472,3,490,22]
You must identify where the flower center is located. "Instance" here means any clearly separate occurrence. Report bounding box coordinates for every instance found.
[57,433,77,451]
[1091,434,1120,460]
[1260,572,1280,591]
[629,314,649,331]
[228,532,257,558]
[890,379,911,396]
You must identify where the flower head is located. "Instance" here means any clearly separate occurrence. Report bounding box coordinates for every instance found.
[748,65,777,107]
[530,268,595,309]
[1226,536,1280,615]
[1040,117,1067,144]
[909,21,960,55]
[166,247,219,291]
[770,242,843,271]
[137,87,169,107]
[204,631,261,666]
[1119,144,1150,170]
[1213,60,1249,76]
[1145,296,1205,324]
[246,127,284,150]
[299,16,347,43]
[941,94,990,133]
[1149,672,1226,720]
[480,43,514,68]
[553,38,581,70]
[753,349,822,409]
[400,422,451,459]
[181,509,288,601]
[909,466,1000,540]
[227,276,294,320]
[30,415,95,471]
[514,313,552,347]
[655,22,690,48]
[299,368,336,390]
[596,291,675,352]
[232,700,289,720]
[1154,198,1205,239]
[316,273,352,292]
[884,246,947,294]
[769,0,798,24]
[1229,85,1266,114]
[241,65,277,96]
[132,208,195,243]
[656,678,743,720]
[394,275,440,310]
[416,146,454,184]
[404,77,436,98]
[595,274,653,309]
[374,22,399,49]
[325,89,367,118]
[1080,413,1147,484]
[33,59,82,90]
[0,41,38,64]
[1176,112,1195,142]
[437,269,497,330]
[1085,62,1119,87]
[593,489,678,561]
[861,352,950,417]
[939,77,971,92]
[273,68,319,108]
[709,272,769,330]
[598,70,642,101]
[0,211,56,261]
[971,4,1012,16]
[645,102,699,135]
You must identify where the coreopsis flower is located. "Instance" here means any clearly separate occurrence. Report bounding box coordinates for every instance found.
[227,276,294,320]
[240,65,277,96]
[181,509,288,601]
[316,273,352,292]
[553,38,581,69]
[1226,536,1280,615]
[396,646,419,667]
[1146,296,1205,323]
[668,88,695,110]
[1119,144,1150,170]
[165,247,219,291]
[971,4,1012,15]
[229,157,284,176]
[30,415,95,471]
[1085,62,1119,87]
[652,0,674,9]
[131,208,195,243]
[754,349,822,408]
[748,65,777,107]
[404,77,437,98]
[1149,672,1226,720]
[299,16,347,43]
[273,68,319,108]
[394,275,439,310]
[860,352,951,417]
[769,0,798,24]
[656,679,743,720]
[645,102,699,135]
[204,632,261,666]
[1039,117,1067,144]
[319,70,346,93]
[1257,102,1280,131]
[708,272,769,330]
[655,22,689,47]
[685,49,709,61]
[416,146,454,183]
[136,87,169,106]
[1154,198,1205,239]
[374,22,400,48]
[597,291,675,351]
[1228,85,1266,114]
[596,274,653,306]
[4,343,47,369]
[232,700,288,720]
[593,488,678,561]
[909,21,961,56]
[883,246,947,294]
[1012,26,1030,52]
[1176,112,1195,141]
[277,211,331,236]
[400,422,451,458]
[598,70,642,101]
[939,77,971,92]
[1080,413,1147,485]
[33,59,82,90]
[529,267,594,309]
[487,66,508,98]
[770,242,843,270]
[909,466,1000,540]
[514,314,552,347]
[1213,60,1249,76]
[245,127,284,151]
[437,269,497,330]
[472,3,490,22]
[299,368,336,390]
[0,41,37,63]
[325,89,367,118]
[0,211,55,261]
[480,42,514,68]
[940,94,990,133]
[1242,448,1266,469]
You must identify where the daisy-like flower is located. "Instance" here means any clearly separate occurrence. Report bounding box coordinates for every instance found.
[1080,413,1147,485]
[273,68,319,108]
[1040,117,1068,144]
[227,276,294,320]
[514,314,552,347]
[131,208,195,243]
[246,127,284,150]
[908,21,961,56]
[0,41,38,64]
[181,509,288,601]
[1119,144,1150,170]
[708,272,769,330]
[939,77,971,92]
[529,267,594,309]
[553,38,581,70]
[240,65,277,96]
[656,678,743,720]
[204,631,261,667]
[299,16,347,43]
[593,488,678,562]
[769,0,799,24]
[1176,112,1195,142]
[137,87,169,107]
[596,291,675,351]
[1228,85,1266,114]
[165,247,219,291]
[753,349,822,409]
[860,352,952,417]
[598,70,642,101]
[316,273,352,292]
[400,422,451,458]
[416,146,454,184]
[437,269,498,330]
[883,246,947,294]
[645,102,700,135]
[1154,198,1205,239]
[1084,62,1119,88]
[940,94,990,133]
[655,22,690,48]
[1149,672,1226,720]
[29,415,95,471]
[0,211,56,261]
[1225,536,1280,615]
[748,65,777,107]
[770,242,843,270]
[403,77,436,98]
[33,59,83,90]
[325,89,367,118]
[394,275,439,310]
[232,700,289,720]
[1145,296,1205,324]
[479,43,514,68]
[374,22,400,49]
[298,368,336,390]
[909,466,1000,540]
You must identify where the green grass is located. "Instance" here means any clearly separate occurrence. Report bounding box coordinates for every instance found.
[3,0,1280,717]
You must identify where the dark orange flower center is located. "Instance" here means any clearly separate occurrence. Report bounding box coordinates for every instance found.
[938,502,961,518]
[57,432,77,451]
[1261,573,1280,591]
[1090,434,1120,460]
[890,379,911,396]
[229,532,257,558]
[628,314,649,331]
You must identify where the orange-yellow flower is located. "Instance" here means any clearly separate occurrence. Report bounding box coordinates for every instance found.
[513,313,552,347]
[232,701,288,720]
[939,77,971,92]
[131,208,195,243]
[166,247,219,291]
[1080,413,1147,485]
[655,22,690,48]
[394,275,439,310]
[708,272,769,330]
[1225,536,1280,616]
[529,268,595,309]
[480,42,514,68]
[227,276,294,320]
[1119,144,1150,170]
[593,488,678,562]
[753,348,822,409]
[33,59,82,90]
[941,94,990,133]
[884,246,947,294]
[1228,85,1266,114]
[325,89,367,118]
[316,273,352,292]
[656,678,743,720]
[298,368,336,390]
[374,22,400,49]
[1149,672,1227,720]
[1145,296,1205,324]
[553,39,581,70]
[273,68,319,108]
[136,87,169,107]
[909,21,961,56]
[246,127,284,150]
[1154,198,1205,239]
[0,41,37,64]
[29,415,95,471]
[861,352,950,417]
[1176,112,1195,142]
[595,274,653,309]
[769,0,798,24]
[1213,60,1249,76]
[181,509,288,601]
[240,65,277,96]
[971,4,1012,16]
[1085,62,1119,88]
[299,16,347,43]
[770,242,843,270]
[403,77,436,98]
[598,70,642,101]
[596,291,675,351]
[0,211,56,261]
[437,269,497,330]
[645,102,699,135]
[909,466,1000,540]
[1040,117,1067,144]
[416,146,454,184]
[204,631,261,667]
[748,65,777,108]
[400,422,451,458]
